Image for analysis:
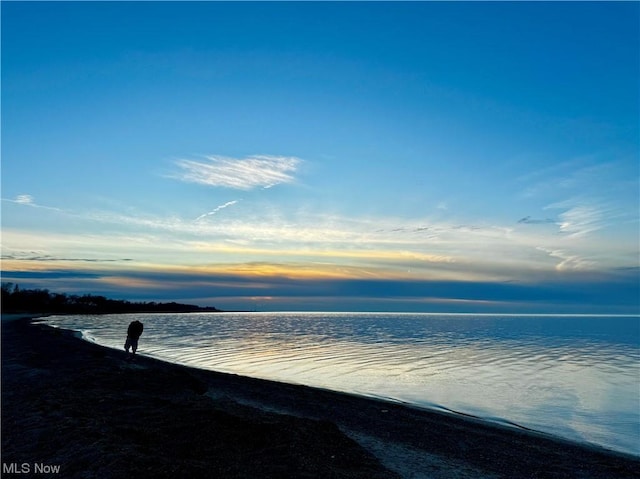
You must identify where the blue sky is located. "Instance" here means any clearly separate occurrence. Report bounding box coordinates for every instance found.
[2,1,638,313]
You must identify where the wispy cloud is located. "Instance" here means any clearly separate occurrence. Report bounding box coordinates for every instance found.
[518,157,615,200]
[2,194,63,212]
[14,194,34,204]
[516,155,637,245]
[171,155,302,190]
[2,208,550,284]
[1,185,633,288]
[536,247,596,272]
[545,201,604,238]
[517,216,556,225]
[1,253,133,263]
[195,200,239,221]
[557,205,603,238]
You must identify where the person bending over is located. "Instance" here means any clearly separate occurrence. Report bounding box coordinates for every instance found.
[124,320,144,357]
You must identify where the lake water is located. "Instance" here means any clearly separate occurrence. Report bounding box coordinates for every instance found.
[40,312,640,456]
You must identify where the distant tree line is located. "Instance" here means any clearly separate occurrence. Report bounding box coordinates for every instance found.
[1,283,221,314]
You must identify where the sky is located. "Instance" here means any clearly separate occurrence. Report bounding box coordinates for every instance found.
[1,1,638,314]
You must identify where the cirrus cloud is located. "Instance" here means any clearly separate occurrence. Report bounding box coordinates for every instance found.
[171,154,302,190]
[14,194,34,204]
[2,194,63,212]
[195,200,239,221]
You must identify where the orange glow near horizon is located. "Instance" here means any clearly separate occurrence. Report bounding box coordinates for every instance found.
[0,254,500,286]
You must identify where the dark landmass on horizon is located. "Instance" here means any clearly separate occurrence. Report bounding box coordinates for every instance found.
[1,283,222,315]
[2,316,639,478]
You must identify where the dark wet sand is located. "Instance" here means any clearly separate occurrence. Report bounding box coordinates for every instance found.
[2,317,638,478]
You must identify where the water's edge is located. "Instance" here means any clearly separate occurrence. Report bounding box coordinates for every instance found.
[35,313,640,457]
[39,318,637,460]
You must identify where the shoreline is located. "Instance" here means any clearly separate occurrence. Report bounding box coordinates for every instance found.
[30,311,639,458]
[2,317,639,478]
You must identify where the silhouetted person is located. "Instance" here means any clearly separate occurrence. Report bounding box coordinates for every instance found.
[124,320,144,357]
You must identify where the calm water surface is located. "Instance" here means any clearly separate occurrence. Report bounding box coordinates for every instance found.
[41,312,640,456]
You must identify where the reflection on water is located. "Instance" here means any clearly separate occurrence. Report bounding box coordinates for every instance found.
[42,312,640,456]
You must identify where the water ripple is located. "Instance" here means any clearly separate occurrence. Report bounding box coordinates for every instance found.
[41,312,640,456]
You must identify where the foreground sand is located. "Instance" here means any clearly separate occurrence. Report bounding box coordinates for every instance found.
[2,317,638,478]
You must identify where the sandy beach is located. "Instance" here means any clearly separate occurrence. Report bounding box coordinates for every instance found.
[2,316,638,479]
